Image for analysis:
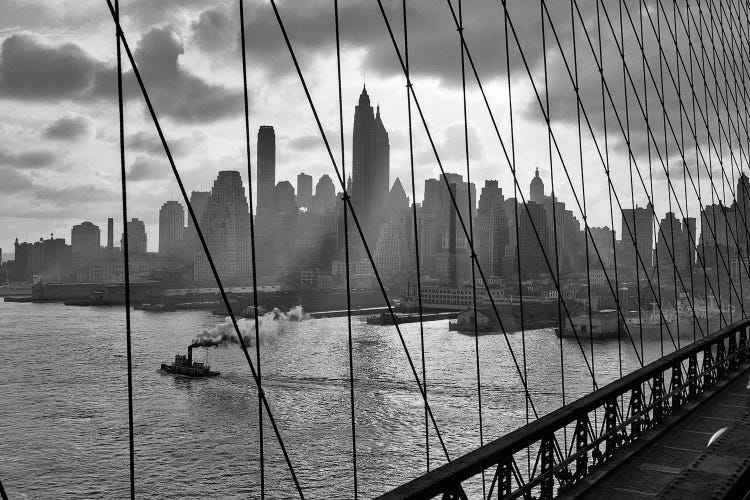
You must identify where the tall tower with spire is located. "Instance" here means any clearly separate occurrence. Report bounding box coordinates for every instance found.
[530,167,544,203]
[351,85,390,249]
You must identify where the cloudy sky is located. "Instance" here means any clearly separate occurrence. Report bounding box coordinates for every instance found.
[0,0,746,254]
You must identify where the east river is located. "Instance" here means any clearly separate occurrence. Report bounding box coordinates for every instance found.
[0,301,681,498]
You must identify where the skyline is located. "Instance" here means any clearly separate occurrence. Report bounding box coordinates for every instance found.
[3,0,747,255]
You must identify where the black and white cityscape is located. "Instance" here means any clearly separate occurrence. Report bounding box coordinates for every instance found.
[4,0,750,498]
[4,84,749,316]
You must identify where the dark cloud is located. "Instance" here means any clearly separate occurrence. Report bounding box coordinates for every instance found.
[129,27,244,123]
[0,148,57,168]
[43,113,93,141]
[0,30,243,123]
[127,155,170,181]
[0,33,111,100]
[185,1,560,84]
[191,4,236,52]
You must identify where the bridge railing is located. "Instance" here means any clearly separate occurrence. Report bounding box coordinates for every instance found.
[379,318,750,500]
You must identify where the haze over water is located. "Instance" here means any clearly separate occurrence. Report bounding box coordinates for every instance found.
[0,302,676,498]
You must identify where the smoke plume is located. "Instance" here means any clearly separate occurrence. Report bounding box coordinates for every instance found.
[191,305,308,348]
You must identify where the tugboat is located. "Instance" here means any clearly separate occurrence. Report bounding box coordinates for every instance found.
[161,344,220,377]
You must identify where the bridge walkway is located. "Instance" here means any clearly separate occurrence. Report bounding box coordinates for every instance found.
[565,366,750,499]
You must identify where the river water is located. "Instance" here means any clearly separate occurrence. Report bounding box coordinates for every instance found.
[0,301,681,498]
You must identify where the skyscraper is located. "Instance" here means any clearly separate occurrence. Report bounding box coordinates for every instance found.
[193,171,252,283]
[107,218,114,251]
[312,174,337,214]
[186,191,211,238]
[257,125,276,224]
[121,218,147,254]
[71,221,100,260]
[621,202,654,271]
[296,173,313,209]
[274,181,297,215]
[159,201,185,256]
[476,180,507,277]
[351,86,390,247]
[530,168,544,203]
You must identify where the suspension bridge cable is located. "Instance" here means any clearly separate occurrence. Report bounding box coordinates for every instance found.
[503,2,532,472]
[456,2,485,494]
[377,8,598,476]
[0,477,7,500]
[114,0,135,496]
[619,0,645,361]
[567,0,598,402]
[101,2,305,495]
[666,0,750,260]
[445,0,612,383]
[685,0,712,338]
[635,0,734,332]
[618,0,749,313]
[568,0,716,339]
[655,0,683,352]
[705,0,734,327]
[514,0,681,360]
[266,0,456,464]
[671,0,698,345]
[650,0,747,333]
[728,0,750,315]
[721,0,747,319]
[699,0,725,328]
[332,0,358,496]
[400,0,430,474]
[379,0,571,418]
[238,1,265,496]
[540,0,568,448]
[544,0,714,349]
[709,0,750,322]
[503,0,662,362]
[594,0,624,383]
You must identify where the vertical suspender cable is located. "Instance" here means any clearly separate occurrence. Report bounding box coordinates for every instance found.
[639,0,665,360]
[570,0,596,402]
[656,0,682,351]
[541,0,567,449]
[686,0,711,338]
[271,0,456,463]
[333,0,357,496]
[698,0,724,328]
[595,0,623,385]
[671,0,697,345]
[503,2,531,473]
[102,2,305,495]
[115,0,135,497]
[715,0,737,325]
[401,0,430,473]
[720,0,746,319]
[708,0,735,325]
[620,0,645,360]
[457,2,484,494]
[238,1,264,496]
[729,0,750,315]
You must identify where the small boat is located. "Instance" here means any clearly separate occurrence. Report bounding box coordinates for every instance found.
[161,345,220,377]
[449,309,492,333]
[556,309,623,340]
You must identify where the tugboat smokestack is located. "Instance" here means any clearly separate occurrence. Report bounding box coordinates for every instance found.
[188,345,193,366]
